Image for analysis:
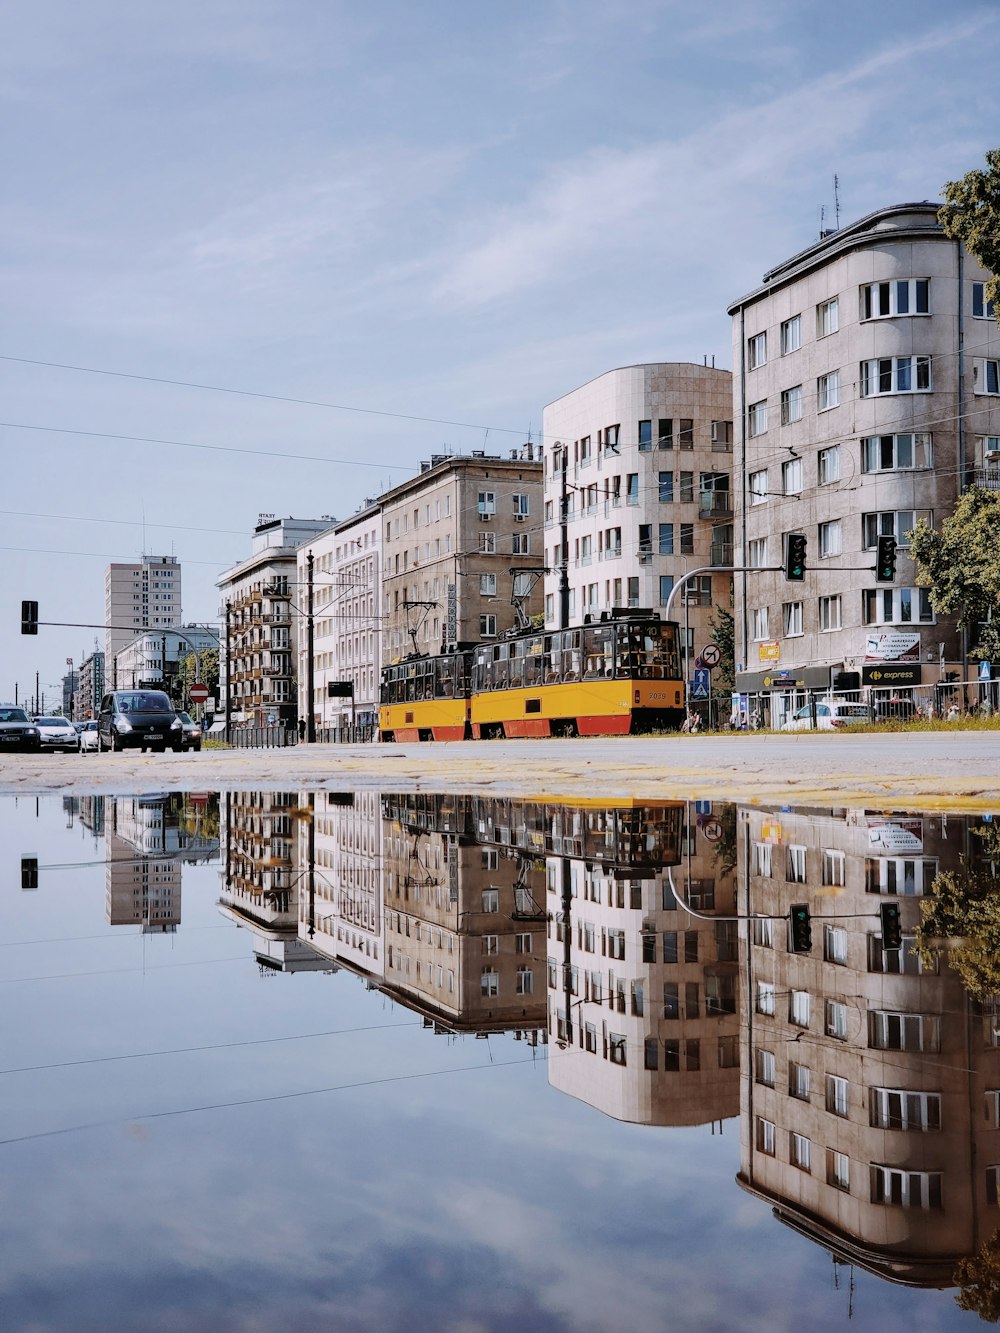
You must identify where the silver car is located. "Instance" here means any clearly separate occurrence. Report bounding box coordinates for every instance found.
[78,719,100,753]
[33,716,80,752]
[781,699,871,731]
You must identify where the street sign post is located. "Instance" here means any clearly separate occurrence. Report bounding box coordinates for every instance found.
[189,682,210,704]
[701,644,721,669]
[690,668,710,701]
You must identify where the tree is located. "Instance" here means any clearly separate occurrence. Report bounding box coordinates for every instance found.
[915,852,1000,1002]
[956,1228,1000,1322]
[939,150,1000,328]
[709,607,735,692]
[910,489,1000,662]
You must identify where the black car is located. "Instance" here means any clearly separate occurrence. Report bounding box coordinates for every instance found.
[97,690,184,753]
[0,705,41,752]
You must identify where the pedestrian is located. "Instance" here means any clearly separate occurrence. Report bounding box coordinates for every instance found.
[298,717,306,741]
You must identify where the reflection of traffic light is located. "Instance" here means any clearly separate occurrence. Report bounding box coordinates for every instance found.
[784,534,807,582]
[789,903,812,952]
[20,600,38,635]
[21,857,38,889]
[875,535,897,583]
[880,901,902,951]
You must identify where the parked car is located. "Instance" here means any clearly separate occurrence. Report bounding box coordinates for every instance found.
[176,711,202,752]
[97,690,183,752]
[0,705,41,752]
[781,698,871,731]
[78,719,100,753]
[33,716,80,752]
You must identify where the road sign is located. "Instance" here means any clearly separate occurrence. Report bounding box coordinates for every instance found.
[701,644,721,669]
[690,668,710,700]
[189,682,210,703]
[980,661,993,681]
[702,818,723,843]
[695,799,713,816]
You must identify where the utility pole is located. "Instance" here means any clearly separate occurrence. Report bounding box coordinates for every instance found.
[556,442,570,630]
[306,550,316,744]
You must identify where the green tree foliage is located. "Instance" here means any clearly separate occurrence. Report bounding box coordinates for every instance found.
[910,489,1000,661]
[709,607,735,691]
[174,648,220,702]
[956,1228,1000,1322]
[939,149,1000,327]
[915,852,1000,1001]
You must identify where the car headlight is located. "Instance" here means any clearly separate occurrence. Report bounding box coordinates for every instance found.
[170,718,182,730]
[115,718,133,733]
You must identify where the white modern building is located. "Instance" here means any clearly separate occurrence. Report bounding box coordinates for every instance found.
[105,555,181,684]
[728,203,1000,718]
[113,625,219,693]
[541,364,734,669]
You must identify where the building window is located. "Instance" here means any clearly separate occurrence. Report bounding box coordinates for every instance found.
[975,359,1000,395]
[789,1061,811,1101]
[865,856,938,897]
[869,1010,941,1052]
[973,281,996,320]
[817,297,839,337]
[789,990,811,1028]
[780,314,802,354]
[513,493,530,518]
[782,458,803,494]
[658,523,674,555]
[515,932,532,954]
[818,446,840,485]
[679,472,694,503]
[749,470,768,505]
[756,1117,776,1155]
[861,278,929,320]
[756,981,776,1016]
[515,967,533,995]
[862,587,934,626]
[658,471,674,503]
[787,845,807,883]
[608,1033,627,1065]
[780,385,804,425]
[870,1166,942,1209]
[679,523,695,556]
[480,573,497,596]
[753,916,773,947]
[658,575,674,607]
[480,614,497,638]
[863,510,929,549]
[826,1074,849,1117]
[824,925,849,965]
[481,888,499,913]
[822,850,846,887]
[750,607,770,642]
[752,842,772,876]
[790,1133,812,1172]
[512,533,530,555]
[678,419,694,450]
[826,1000,849,1040]
[479,531,496,554]
[748,332,767,369]
[602,425,621,455]
[478,491,496,516]
[481,969,499,997]
[756,1048,776,1087]
[870,1087,942,1132]
[748,401,768,436]
[819,520,842,558]
[816,595,842,635]
[782,602,803,637]
[638,419,652,449]
[860,356,932,396]
[748,537,768,568]
[626,473,639,506]
[817,370,840,411]
[861,432,932,473]
[827,1150,851,1192]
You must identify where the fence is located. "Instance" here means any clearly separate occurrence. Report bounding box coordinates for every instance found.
[217,722,376,747]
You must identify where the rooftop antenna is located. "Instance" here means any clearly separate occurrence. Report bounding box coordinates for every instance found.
[819,203,826,238]
[834,174,841,230]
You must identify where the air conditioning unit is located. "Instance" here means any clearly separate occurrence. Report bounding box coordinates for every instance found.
[514,513,527,521]
[479,512,493,522]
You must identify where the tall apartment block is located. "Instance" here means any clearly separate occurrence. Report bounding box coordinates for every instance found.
[541,364,734,662]
[104,555,181,683]
[728,203,1000,718]
[379,449,544,663]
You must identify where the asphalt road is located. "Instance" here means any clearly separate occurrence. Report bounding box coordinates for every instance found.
[1,731,998,810]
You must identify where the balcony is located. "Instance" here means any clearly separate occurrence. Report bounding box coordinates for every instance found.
[699,491,734,519]
[969,464,1000,491]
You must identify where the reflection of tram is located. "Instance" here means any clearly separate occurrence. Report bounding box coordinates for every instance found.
[379,609,684,741]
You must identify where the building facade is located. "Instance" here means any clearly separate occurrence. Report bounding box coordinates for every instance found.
[113,626,219,694]
[77,650,105,720]
[217,516,333,728]
[728,203,1000,719]
[105,556,181,681]
[541,364,734,666]
[379,450,544,664]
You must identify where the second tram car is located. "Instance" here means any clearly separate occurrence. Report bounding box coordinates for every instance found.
[379,610,684,741]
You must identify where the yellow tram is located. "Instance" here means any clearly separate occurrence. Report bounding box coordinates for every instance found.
[379,609,684,742]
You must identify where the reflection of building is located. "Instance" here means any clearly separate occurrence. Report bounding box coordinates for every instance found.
[546,803,740,1126]
[738,806,1000,1286]
[303,791,383,976]
[106,796,183,931]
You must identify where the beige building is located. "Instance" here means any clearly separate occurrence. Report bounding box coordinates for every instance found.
[379,450,544,664]
[296,502,382,734]
[728,203,1000,718]
[738,804,1000,1284]
[541,364,734,666]
[105,556,181,684]
[105,795,183,932]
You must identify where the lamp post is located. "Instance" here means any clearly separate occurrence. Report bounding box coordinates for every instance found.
[306,551,316,743]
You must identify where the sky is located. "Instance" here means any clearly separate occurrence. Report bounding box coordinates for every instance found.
[4,0,1000,701]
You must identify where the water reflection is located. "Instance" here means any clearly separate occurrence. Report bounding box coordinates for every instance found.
[5,788,999,1322]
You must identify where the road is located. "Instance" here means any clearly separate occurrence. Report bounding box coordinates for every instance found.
[1,732,998,810]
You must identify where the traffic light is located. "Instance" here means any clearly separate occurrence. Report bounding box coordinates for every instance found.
[20,600,38,635]
[880,901,902,951]
[21,857,38,890]
[789,903,812,953]
[784,533,807,582]
[875,535,897,583]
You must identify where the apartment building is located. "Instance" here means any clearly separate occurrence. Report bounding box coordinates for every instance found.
[105,555,181,682]
[296,502,382,733]
[739,805,999,1284]
[379,450,544,664]
[729,203,1000,719]
[217,515,332,728]
[541,364,734,663]
[77,649,104,720]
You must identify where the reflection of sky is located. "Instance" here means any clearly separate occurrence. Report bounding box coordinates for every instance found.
[0,797,977,1331]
